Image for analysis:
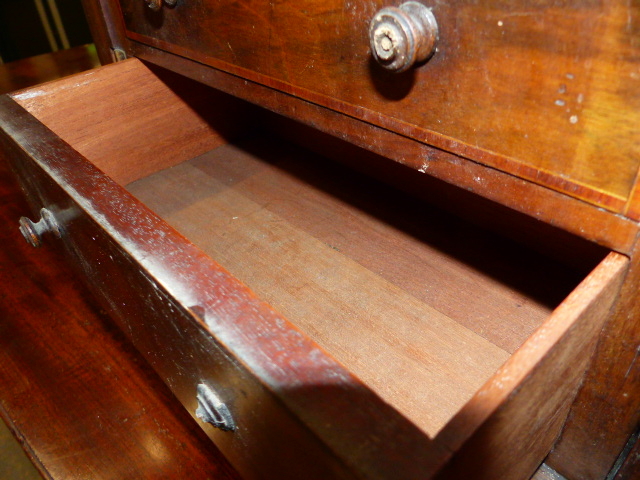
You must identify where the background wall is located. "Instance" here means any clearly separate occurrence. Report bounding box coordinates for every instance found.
[0,0,92,63]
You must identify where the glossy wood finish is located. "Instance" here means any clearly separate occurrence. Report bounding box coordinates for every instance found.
[130,43,640,255]
[1,59,632,479]
[0,141,241,480]
[117,0,640,215]
[0,73,429,480]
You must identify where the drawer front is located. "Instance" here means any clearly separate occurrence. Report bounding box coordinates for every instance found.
[0,93,433,480]
[118,0,640,213]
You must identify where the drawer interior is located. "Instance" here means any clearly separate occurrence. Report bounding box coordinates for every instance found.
[10,59,608,438]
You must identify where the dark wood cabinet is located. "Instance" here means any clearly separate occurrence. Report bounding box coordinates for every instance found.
[1,1,638,479]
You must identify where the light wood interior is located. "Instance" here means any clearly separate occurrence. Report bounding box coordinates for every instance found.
[11,59,597,437]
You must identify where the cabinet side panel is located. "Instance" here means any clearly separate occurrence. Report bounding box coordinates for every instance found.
[432,252,629,480]
[548,238,640,480]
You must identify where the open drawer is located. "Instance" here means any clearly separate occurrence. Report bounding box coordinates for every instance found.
[0,59,629,480]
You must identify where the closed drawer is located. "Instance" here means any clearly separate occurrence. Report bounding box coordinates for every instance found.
[117,0,640,214]
[1,59,630,480]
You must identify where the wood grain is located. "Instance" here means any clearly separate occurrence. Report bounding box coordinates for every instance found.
[128,46,640,255]
[430,251,629,479]
[3,53,635,478]
[127,137,540,436]
[0,141,241,480]
[11,59,253,186]
[118,0,640,213]
[0,91,440,480]
[548,235,640,480]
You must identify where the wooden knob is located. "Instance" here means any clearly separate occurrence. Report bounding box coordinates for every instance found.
[370,2,438,73]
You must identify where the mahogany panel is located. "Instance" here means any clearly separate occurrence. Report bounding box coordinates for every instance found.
[548,235,640,480]
[431,252,629,480]
[0,143,240,480]
[0,93,436,480]
[113,50,640,255]
[11,59,254,186]
[118,0,640,213]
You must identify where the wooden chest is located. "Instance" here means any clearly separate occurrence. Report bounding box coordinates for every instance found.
[1,1,638,479]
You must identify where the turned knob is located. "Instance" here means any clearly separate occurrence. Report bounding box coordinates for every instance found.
[19,208,61,248]
[369,1,438,73]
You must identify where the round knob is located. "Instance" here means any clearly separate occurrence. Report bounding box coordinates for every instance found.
[145,0,162,11]
[370,2,438,73]
[18,208,61,248]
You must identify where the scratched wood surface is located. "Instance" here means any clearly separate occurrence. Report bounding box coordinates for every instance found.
[117,0,640,214]
[0,139,241,480]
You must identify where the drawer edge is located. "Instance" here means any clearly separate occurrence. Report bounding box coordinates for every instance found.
[0,93,437,479]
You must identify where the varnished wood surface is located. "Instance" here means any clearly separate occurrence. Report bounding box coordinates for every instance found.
[0,48,240,480]
[0,152,241,479]
[0,88,432,480]
[118,0,640,214]
[0,45,100,95]
[549,234,640,480]
[128,46,640,255]
[1,58,624,478]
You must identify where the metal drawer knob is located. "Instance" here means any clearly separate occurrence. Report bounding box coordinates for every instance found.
[145,0,177,11]
[19,208,62,248]
[370,1,438,73]
[195,383,236,432]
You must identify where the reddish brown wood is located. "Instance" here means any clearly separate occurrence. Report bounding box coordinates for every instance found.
[11,59,254,186]
[0,144,240,480]
[0,45,100,95]
[128,47,640,256]
[116,0,640,214]
[0,92,433,479]
[3,59,630,478]
[431,252,629,480]
[548,236,640,480]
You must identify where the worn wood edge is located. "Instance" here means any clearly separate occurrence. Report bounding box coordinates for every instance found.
[0,93,441,479]
[547,234,640,480]
[124,31,628,214]
[427,251,630,478]
[129,41,640,255]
